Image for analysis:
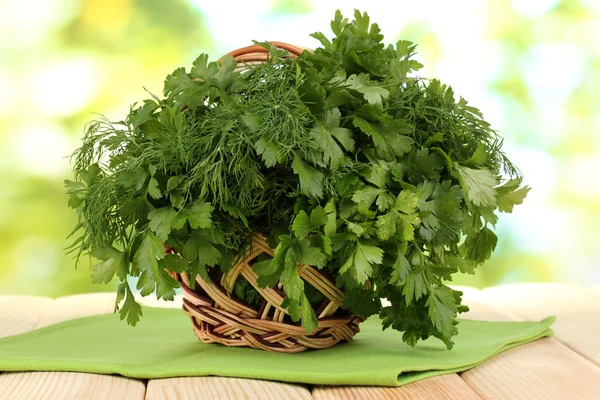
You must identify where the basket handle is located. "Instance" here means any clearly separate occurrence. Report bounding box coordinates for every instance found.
[224,41,305,63]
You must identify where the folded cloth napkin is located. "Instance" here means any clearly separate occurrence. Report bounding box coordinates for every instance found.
[0,308,554,386]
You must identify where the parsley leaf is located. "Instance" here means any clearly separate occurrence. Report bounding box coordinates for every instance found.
[456,166,499,207]
[148,207,177,241]
[292,154,325,199]
[115,282,143,326]
[90,246,128,284]
[340,240,383,284]
[496,178,531,213]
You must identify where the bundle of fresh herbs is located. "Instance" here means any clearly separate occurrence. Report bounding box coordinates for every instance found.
[66,10,529,349]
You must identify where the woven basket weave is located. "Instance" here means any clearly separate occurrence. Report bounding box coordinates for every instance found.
[167,43,364,353]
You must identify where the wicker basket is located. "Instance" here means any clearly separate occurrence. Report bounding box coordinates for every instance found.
[167,42,364,353]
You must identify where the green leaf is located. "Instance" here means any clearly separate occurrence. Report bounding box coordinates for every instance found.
[324,198,337,236]
[115,168,148,191]
[183,228,222,267]
[136,270,156,296]
[91,247,128,284]
[297,239,326,267]
[402,271,428,305]
[255,236,292,288]
[426,286,459,342]
[446,254,476,274]
[309,234,332,258]
[292,210,312,239]
[166,176,184,192]
[351,186,385,208]
[148,207,177,241]
[330,9,348,34]
[339,240,383,284]
[345,221,365,237]
[252,259,277,275]
[292,154,324,199]
[158,254,187,273]
[190,53,218,80]
[301,294,319,333]
[91,246,122,261]
[280,247,303,300]
[311,125,345,170]
[464,227,498,263]
[65,179,86,208]
[462,142,488,166]
[135,232,165,268]
[496,179,530,213]
[197,241,221,267]
[310,31,331,48]
[418,181,464,244]
[353,116,413,160]
[376,190,421,242]
[115,282,143,326]
[147,177,162,199]
[376,192,394,212]
[393,190,420,214]
[214,54,237,86]
[310,206,328,227]
[375,212,396,241]
[390,250,412,285]
[185,201,213,229]
[363,87,390,105]
[335,173,361,198]
[166,189,183,208]
[281,296,300,322]
[255,138,279,168]
[456,166,498,207]
[133,231,174,299]
[331,128,355,152]
[363,162,388,189]
[171,212,187,230]
[346,73,389,105]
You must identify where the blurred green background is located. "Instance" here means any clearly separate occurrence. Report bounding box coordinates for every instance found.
[1,0,599,297]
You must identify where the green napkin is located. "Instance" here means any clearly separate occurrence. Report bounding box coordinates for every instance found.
[0,308,554,387]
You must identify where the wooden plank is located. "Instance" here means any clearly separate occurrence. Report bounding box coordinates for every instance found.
[0,296,54,338]
[0,294,146,400]
[459,285,600,400]
[0,371,145,400]
[310,287,485,399]
[312,374,481,400]
[35,292,115,328]
[146,377,312,400]
[482,283,600,367]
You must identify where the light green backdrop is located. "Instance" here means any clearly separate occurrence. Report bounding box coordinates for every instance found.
[0,0,598,297]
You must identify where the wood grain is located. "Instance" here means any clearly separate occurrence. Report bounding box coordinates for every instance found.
[460,285,600,400]
[0,296,54,338]
[482,283,600,367]
[146,377,312,400]
[0,293,146,400]
[35,292,115,328]
[312,374,482,400]
[0,371,145,400]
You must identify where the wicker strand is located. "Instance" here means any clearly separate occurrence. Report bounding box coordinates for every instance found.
[169,233,364,353]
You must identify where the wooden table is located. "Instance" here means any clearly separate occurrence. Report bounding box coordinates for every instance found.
[1,283,599,399]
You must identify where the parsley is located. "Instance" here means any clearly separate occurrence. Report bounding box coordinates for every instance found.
[67,10,528,349]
